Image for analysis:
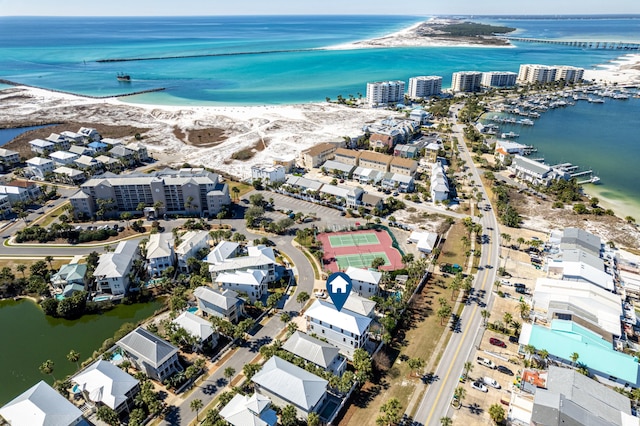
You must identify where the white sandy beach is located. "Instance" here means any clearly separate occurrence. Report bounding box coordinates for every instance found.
[583,53,640,85]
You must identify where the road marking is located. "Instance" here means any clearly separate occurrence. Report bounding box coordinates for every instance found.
[424,247,493,425]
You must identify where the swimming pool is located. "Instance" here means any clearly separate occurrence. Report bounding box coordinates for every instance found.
[55,294,65,301]
[72,384,80,394]
[187,307,198,314]
[93,295,112,302]
[111,353,123,362]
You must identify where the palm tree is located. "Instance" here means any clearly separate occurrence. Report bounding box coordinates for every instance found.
[463,361,473,379]
[453,386,466,409]
[570,352,579,367]
[519,300,530,320]
[231,186,240,202]
[481,309,491,326]
[39,359,55,381]
[224,367,235,382]
[503,312,513,327]
[67,349,80,370]
[440,417,453,426]
[538,349,549,368]
[190,398,203,421]
[16,264,27,279]
[524,344,536,361]
[44,255,54,271]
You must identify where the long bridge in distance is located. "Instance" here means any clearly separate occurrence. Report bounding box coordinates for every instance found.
[503,37,640,50]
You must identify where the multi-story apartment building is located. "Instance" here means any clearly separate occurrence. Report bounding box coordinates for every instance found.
[408,76,442,98]
[555,65,584,83]
[299,142,340,169]
[69,168,230,219]
[451,71,482,92]
[517,64,557,84]
[481,71,517,88]
[366,80,406,106]
[358,151,392,173]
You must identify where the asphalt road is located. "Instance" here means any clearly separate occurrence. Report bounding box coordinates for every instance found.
[411,118,501,426]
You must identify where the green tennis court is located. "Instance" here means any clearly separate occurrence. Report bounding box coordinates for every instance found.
[336,252,390,270]
[328,232,380,248]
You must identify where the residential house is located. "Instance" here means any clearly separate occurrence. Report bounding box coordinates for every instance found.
[519,319,640,388]
[409,108,433,125]
[0,381,84,426]
[358,151,392,173]
[393,144,419,159]
[252,356,328,420]
[305,299,372,359]
[299,142,340,169]
[0,148,20,166]
[510,155,569,186]
[68,145,92,156]
[100,138,122,147]
[146,232,175,277]
[408,231,438,254]
[94,155,122,172]
[216,269,268,303]
[360,193,384,212]
[390,157,418,176]
[209,245,277,284]
[430,162,449,202]
[116,327,182,382]
[219,393,278,426]
[109,145,136,166]
[206,241,240,264]
[352,167,383,185]
[87,141,109,153]
[72,360,139,413]
[345,266,382,297]
[53,167,86,185]
[49,150,79,167]
[282,331,347,376]
[284,176,324,195]
[51,263,88,294]
[29,138,56,155]
[251,164,286,183]
[74,155,102,173]
[193,286,243,323]
[0,180,42,205]
[369,132,395,151]
[26,157,55,179]
[45,133,71,150]
[78,127,101,141]
[326,292,377,319]
[530,366,636,426]
[381,172,414,193]
[125,142,150,162]
[272,154,296,172]
[424,142,441,163]
[319,184,363,208]
[333,148,360,166]
[172,311,218,349]
[60,130,83,143]
[93,240,139,295]
[320,160,355,179]
[175,230,210,272]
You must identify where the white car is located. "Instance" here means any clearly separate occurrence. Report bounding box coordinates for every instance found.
[483,377,501,389]
[471,381,488,393]
[314,290,327,299]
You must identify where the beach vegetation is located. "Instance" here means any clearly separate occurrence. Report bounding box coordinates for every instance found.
[434,22,516,37]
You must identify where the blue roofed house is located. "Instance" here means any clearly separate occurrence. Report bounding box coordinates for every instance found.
[252,356,328,420]
[519,319,640,388]
[116,327,182,382]
[50,263,88,296]
[0,381,84,426]
[87,141,108,154]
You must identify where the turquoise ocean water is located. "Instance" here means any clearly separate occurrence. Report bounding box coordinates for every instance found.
[0,15,638,217]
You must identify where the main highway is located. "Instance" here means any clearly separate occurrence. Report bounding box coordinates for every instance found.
[411,114,501,425]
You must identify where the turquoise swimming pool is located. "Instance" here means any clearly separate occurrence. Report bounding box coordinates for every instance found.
[187,307,198,314]
[93,296,112,302]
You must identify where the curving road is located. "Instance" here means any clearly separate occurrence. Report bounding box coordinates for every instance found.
[411,117,501,425]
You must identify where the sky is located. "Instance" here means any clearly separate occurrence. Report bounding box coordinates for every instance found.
[1,0,639,16]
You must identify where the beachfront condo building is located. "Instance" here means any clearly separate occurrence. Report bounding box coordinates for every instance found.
[518,64,585,84]
[481,71,518,88]
[408,76,442,98]
[70,167,230,219]
[451,71,482,92]
[366,80,406,106]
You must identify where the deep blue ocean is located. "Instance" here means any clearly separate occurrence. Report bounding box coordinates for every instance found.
[0,15,638,218]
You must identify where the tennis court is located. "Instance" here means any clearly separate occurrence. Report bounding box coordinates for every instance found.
[336,252,390,270]
[328,232,380,248]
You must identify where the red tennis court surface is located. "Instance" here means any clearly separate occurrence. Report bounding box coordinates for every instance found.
[317,229,403,272]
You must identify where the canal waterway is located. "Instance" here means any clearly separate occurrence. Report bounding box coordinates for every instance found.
[0,297,164,405]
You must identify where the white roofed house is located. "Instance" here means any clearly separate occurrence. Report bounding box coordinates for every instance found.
[93,240,139,295]
[327,292,377,319]
[45,133,71,151]
[175,230,210,272]
[408,231,438,254]
[252,356,328,420]
[0,180,42,206]
[0,381,84,426]
[172,311,218,350]
[49,150,79,166]
[29,138,56,155]
[430,162,449,202]
[0,148,20,167]
[53,167,86,185]
[219,392,278,426]
[305,299,372,359]
[125,142,150,162]
[68,144,92,156]
[251,164,286,184]
[78,127,101,141]
[345,266,382,297]
[209,244,277,284]
[60,130,83,143]
[73,155,103,174]
[116,327,182,382]
[145,232,175,277]
[216,269,268,303]
[206,240,240,264]
[26,156,55,179]
[94,155,122,172]
[71,359,139,413]
[193,286,244,323]
[319,184,363,208]
[282,331,348,377]
[109,145,136,167]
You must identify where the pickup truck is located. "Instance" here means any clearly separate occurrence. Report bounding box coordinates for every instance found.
[476,356,496,369]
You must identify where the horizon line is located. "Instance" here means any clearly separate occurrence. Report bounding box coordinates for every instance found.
[2,13,640,18]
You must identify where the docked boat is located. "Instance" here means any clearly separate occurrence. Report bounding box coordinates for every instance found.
[519,119,535,126]
[588,97,605,103]
[116,73,131,82]
[501,131,520,139]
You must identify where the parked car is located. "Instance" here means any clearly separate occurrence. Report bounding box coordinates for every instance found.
[508,335,519,344]
[471,381,488,393]
[497,365,514,376]
[476,357,496,369]
[489,337,507,348]
[483,377,501,389]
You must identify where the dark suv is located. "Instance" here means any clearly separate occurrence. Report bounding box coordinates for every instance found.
[497,365,514,376]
